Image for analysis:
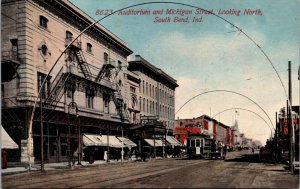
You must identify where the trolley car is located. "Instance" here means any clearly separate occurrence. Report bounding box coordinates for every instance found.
[187,135,213,159]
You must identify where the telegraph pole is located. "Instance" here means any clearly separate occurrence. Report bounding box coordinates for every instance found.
[288,61,294,172]
[39,76,45,171]
[40,91,44,171]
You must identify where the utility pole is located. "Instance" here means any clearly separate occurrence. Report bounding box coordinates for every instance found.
[107,127,110,162]
[40,91,44,171]
[275,112,277,149]
[288,61,294,173]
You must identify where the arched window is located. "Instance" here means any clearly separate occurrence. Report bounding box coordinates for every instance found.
[39,15,48,28]
[142,81,145,94]
[66,31,73,40]
[87,43,92,53]
[139,97,142,110]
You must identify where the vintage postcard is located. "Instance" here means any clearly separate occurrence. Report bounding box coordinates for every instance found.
[1,0,299,188]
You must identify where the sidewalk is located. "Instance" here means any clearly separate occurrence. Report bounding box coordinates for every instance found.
[1,157,139,175]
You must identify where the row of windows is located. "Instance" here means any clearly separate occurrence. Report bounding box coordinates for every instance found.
[67,86,110,111]
[139,69,175,94]
[141,81,156,99]
[141,80,175,107]
[130,86,136,93]
[40,15,124,66]
[38,72,112,112]
[139,96,174,119]
[66,30,93,54]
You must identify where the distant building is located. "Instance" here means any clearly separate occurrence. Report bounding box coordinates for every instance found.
[277,105,299,160]
[175,115,235,148]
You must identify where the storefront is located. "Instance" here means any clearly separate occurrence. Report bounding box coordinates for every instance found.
[82,134,136,161]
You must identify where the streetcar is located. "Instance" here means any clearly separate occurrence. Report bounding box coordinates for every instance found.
[186,135,213,159]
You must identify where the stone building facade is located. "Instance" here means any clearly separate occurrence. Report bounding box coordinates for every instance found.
[1,0,134,163]
[1,0,178,164]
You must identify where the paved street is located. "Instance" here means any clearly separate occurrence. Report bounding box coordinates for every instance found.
[2,150,299,188]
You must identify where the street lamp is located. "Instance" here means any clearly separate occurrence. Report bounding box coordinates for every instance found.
[76,114,81,165]
[68,102,78,168]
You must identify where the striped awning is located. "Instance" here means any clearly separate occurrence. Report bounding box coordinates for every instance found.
[166,136,182,146]
[116,136,137,147]
[1,126,18,149]
[144,139,163,147]
[83,134,123,148]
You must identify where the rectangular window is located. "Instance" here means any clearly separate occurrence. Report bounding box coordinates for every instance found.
[65,82,75,102]
[10,39,18,60]
[191,140,195,147]
[130,86,136,93]
[86,88,94,109]
[37,72,51,99]
[104,52,108,63]
[142,81,145,94]
[104,96,110,113]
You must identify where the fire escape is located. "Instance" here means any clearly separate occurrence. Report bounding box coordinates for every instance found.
[95,54,129,121]
[43,37,129,122]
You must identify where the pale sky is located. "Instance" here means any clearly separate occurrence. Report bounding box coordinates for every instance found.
[69,0,299,144]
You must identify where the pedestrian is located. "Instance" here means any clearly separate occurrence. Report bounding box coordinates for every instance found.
[222,145,227,159]
[73,149,78,166]
[211,142,216,152]
[89,148,95,164]
[2,150,7,169]
[116,149,121,161]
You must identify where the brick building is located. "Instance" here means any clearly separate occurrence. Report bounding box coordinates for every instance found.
[175,115,234,148]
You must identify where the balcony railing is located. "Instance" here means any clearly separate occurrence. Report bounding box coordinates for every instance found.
[2,50,19,62]
[65,37,81,49]
[67,63,116,90]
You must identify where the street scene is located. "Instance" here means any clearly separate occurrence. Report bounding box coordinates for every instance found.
[1,0,299,188]
[2,150,299,188]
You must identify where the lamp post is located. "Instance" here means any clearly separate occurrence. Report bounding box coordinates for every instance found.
[67,105,71,168]
[68,102,78,168]
[68,124,71,168]
[77,114,81,165]
[107,127,110,163]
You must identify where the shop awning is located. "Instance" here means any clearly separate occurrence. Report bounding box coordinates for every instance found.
[166,136,182,146]
[1,126,18,149]
[116,137,137,147]
[144,139,163,147]
[82,134,123,148]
